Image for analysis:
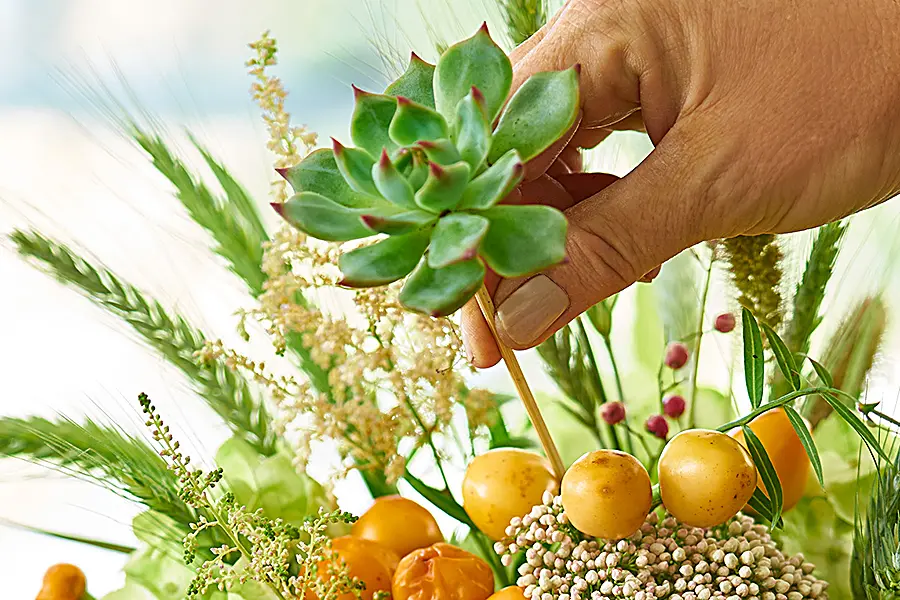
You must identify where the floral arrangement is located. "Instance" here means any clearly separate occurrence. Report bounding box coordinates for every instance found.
[3,2,899,600]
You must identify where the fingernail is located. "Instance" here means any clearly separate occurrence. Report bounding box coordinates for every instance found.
[496,275,569,346]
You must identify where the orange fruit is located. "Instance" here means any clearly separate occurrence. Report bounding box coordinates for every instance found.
[352,495,443,558]
[37,564,86,600]
[325,536,400,600]
[487,587,528,600]
[392,542,494,600]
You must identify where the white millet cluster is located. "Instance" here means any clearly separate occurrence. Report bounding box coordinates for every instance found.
[494,492,827,600]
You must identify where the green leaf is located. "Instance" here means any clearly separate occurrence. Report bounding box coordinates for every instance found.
[403,471,475,527]
[406,152,430,190]
[434,24,513,121]
[741,424,784,528]
[783,405,824,488]
[458,149,524,210]
[332,140,379,197]
[479,205,567,277]
[415,161,471,213]
[389,97,450,147]
[747,488,776,524]
[822,391,889,461]
[361,209,436,235]
[339,230,430,287]
[372,150,417,209]
[809,357,834,387]
[281,148,383,208]
[350,87,398,157]
[385,52,436,108]
[417,139,462,165]
[277,192,373,241]
[488,67,580,163]
[399,259,485,316]
[742,308,765,408]
[453,86,491,173]
[762,322,800,391]
[428,213,489,268]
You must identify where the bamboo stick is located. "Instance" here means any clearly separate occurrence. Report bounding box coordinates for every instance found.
[474,285,565,480]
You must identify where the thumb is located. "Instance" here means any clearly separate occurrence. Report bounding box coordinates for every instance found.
[492,126,713,350]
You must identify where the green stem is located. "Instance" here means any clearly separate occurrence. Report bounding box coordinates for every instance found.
[624,425,654,461]
[717,387,832,431]
[603,334,634,454]
[573,318,620,450]
[472,530,511,587]
[688,257,715,428]
[406,399,453,492]
[871,409,900,430]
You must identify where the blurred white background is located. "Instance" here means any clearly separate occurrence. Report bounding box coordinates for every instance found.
[3,1,900,598]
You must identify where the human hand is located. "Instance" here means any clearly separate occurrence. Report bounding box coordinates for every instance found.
[461,0,900,367]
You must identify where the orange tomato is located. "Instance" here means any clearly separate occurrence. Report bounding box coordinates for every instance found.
[392,543,494,600]
[352,495,443,558]
[487,587,528,600]
[326,536,400,600]
[36,564,86,600]
[731,407,811,512]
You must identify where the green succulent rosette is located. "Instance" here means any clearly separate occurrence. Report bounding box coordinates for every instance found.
[274,24,580,316]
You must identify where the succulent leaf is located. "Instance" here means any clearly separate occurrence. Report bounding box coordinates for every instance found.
[415,161,471,213]
[332,140,380,197]
[339,229,430,287]
[361,209,437,235]
[384,53,436,108]
[399,258,486,316]
[427,213,489,269]
[434,24,513,121]
[388,97,450,147]
[280,149,385,209]
[416,139,462,166]
[488,67,580,163]
[406,153,430,190]
[453,87,491,173]
[372,150,417,209]
[350,87,398,157]
[275,192,374,242]
[479,205,568,277]
[458,149,524,210]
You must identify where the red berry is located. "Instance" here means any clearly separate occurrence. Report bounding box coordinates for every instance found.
[663,395,686,419]
[600,402,626,425]
[645,415,670,440]
[715,312,737,333]
[664,342,689,370]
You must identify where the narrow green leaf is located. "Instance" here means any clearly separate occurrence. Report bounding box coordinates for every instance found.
[428,213,489,269]
[350,87,398,157]
[399,259,485,316]
[822,391,890,461]
[385,52,436,108]
[458,149,524,210]
[339,230,430,287]
[416,139,462,166]
[782,405,824,488]
[372,150,417,209]
[488,67,580,163]
[276,192,373,241]
[361,209,437,236]
[280,148,383,208]
[434,24,513,121]
[389,97,450,147]
[747,488,781,527]
[479,205,567,277]
[809,357,834,387]
[453,86,491,173]
[332,140,379,197]
[761,322,800,391]
[742,308,765,408]
[741,424,784,528]
[403,471,474,527]
[415,161,471,213]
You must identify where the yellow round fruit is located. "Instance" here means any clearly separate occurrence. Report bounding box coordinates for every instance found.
[658,429,758,527]
[462,448,559,540]
[561,450,652,540]
[731,407,812,512]
[392,543,494,600]
[327,536,400,600]
[488,587,528,600]
[37,564,86,600]
[352,495,444,558]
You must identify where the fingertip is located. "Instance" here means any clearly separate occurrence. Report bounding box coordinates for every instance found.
[460,298,502,369]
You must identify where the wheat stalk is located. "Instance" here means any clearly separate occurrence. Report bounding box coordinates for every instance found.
[722,234,785,330]
[496,0,547,45]
[10,230,277,456]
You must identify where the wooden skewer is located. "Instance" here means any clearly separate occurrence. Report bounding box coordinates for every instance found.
[474,285,566,480]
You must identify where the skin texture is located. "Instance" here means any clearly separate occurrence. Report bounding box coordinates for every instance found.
[658,430,758,528]
[352,495,444,559]
[561,449,652,540]
[462,448,559,540]
[461,0,900,367]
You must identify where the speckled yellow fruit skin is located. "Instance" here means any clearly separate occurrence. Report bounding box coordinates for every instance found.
[352,495,444,558]
[462,448,559,540]
[561,450,652,540]
[731,408,812,513]
[487,586,528,600]
[659,429,758,527]
[36,564,86,600]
